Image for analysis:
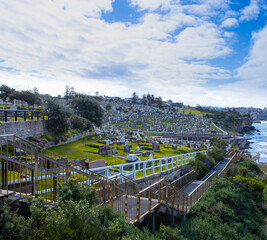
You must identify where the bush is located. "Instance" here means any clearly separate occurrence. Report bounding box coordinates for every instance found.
[234,175,265,194]
[71,94,103,127]
[209,137,228,152]
[209,147,223,163]
[237,161,262,176]
[46,99,71,135]
[156,225,187,240]
[178,177,267,240]
[189,153,213,179]
[0,204,33,240]
[34,106,43,111]
[70,115,91,132]
[263,185,267,202]
[58,179,96,204]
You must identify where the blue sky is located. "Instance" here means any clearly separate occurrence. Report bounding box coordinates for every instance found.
[0,0,266,107]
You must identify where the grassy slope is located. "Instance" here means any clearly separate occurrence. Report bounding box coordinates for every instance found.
[47,136,193,166]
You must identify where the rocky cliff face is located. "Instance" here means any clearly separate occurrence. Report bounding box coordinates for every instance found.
[237,117,255,134]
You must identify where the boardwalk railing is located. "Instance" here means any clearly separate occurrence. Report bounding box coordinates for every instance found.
[91,150,208,180]
[0,134,241,223]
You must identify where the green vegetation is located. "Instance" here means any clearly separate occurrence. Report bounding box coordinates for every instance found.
[177,108,204,116]
[58,179,96,204]
[47,135,194,167]
[0,84,41,105]
[71,94,103,127]
[189,152,214,179]
[1,160,266,240]
[209,137,228,151]
[46,99,71,135]
[205,109,253,134]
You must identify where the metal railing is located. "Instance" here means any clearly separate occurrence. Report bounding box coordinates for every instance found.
[0,134,240,223]
[0,110,46,122]
[90,150,208,180]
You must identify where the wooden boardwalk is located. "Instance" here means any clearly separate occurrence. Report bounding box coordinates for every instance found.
[1,134,253,224]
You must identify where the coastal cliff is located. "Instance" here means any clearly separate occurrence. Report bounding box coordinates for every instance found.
[207,111,255,135]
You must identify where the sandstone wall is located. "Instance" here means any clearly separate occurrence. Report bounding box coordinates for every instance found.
[0,120,48,139]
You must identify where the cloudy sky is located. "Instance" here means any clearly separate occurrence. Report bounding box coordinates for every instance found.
[0,0,266,107]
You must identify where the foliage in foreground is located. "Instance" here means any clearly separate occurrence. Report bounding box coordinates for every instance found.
[189,152,214,179]
[1,163,266,240]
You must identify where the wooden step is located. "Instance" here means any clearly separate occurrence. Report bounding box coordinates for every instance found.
[0,190,15,199]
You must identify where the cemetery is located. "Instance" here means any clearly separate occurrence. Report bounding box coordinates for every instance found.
[102,101,221,135]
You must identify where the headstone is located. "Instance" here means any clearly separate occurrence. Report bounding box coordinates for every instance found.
[112,148,117,154]
[124,145,131,153]
[152,142,160,151]
[135,146,140,152]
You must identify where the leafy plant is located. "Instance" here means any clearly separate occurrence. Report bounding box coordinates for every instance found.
[58,179,96,204]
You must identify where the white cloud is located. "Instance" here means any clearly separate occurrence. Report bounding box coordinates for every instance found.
[1,0,265,107]
[239,0,261,21]
[236,24,267,87]
[221,18,239,28]
[130,0,173,11]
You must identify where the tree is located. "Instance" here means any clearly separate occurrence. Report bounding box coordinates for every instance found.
[70,87,75,97]
[142,94,147,105]
[64,86,70,99]
[156,96,163,108]
[151,94,155,104]
[209,137,228,152]
[132,92,138,104]
[32,87,39,95]
[147,93,151,105]
[0,84,16,100]
[70,115,91,132]
[19,90,42,105]
[46,99,70,135]
[71,94,103,127]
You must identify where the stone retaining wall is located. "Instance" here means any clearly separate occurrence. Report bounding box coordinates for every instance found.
[0,120,48,139]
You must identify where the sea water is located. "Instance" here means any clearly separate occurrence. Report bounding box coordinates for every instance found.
[246,121,267,163]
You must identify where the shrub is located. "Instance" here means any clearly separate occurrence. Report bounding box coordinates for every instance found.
[0,204,33,240]
[34,106,43,111]
[234,175,265,194]
[46,99,71,135]
[189,153,213,179]
[209,147,223,163]
[237,161,262,176]
[263,185,267,202]
[156,225,187,240]
[58,179,96,204]
[70,115,91,132]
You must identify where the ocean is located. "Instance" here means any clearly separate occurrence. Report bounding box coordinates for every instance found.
[246,121,267,163]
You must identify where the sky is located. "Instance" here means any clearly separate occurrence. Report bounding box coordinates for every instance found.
[0,0,267,108]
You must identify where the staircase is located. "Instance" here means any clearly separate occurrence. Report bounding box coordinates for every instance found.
[0,134,239,223]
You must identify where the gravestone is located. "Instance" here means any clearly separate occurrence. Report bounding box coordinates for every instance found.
[152,142,160,151]
[124,145,131,153]
[98,146,111,155]
[112,148,117,154]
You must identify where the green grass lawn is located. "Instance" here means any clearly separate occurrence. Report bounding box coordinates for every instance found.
[178,109,204,116]
[47,136,194,168]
